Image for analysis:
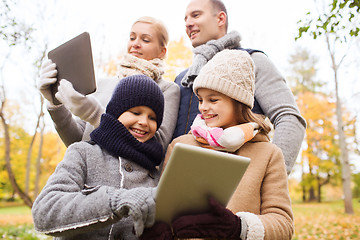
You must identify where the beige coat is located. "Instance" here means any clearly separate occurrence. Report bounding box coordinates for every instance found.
[163,133,294,240]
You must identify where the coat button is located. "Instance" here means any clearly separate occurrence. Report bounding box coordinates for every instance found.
[124,163,133,172]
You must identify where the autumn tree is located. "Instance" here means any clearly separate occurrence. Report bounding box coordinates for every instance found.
[288,47,341,202]
[297,92,342,202]
[0,0,34,207]
[296,0,359,214]
[0,101,66,200]
[0,0,62,207]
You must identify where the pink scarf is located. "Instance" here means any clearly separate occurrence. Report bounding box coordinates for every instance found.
[191,114,259,152]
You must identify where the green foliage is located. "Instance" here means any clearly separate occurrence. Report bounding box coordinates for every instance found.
[0,224,51,240]
[296,0,360,42]
[0,0,34,47]
[353,172,360,198]
[287,47,325,95]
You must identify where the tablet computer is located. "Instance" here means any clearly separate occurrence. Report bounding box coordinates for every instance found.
[155,143,250,223]
[48,32,96,105]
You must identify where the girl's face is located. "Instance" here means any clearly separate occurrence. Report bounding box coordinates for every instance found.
[197,88,238,129]
[127,22,166,61]
[118,106,157,142]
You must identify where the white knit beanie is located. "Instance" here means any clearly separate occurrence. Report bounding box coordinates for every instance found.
[193,49,255,108]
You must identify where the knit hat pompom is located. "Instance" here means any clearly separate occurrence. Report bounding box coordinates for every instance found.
[193,49,255,108]
[106,75,164,129]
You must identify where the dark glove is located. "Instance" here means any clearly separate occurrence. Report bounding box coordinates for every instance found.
[172,197,242,239]
[140,221,173,240]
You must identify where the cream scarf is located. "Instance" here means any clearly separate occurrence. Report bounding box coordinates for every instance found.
[117,53,165,82]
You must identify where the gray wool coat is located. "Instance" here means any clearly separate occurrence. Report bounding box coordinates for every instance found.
[32,141,160,240]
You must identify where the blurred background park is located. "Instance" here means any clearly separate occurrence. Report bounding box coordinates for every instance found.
[1,0,359,239]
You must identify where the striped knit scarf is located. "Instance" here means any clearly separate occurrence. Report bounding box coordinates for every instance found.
[190,114,259,152]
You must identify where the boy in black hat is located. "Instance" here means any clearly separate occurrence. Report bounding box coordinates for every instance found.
[32,75,165,240]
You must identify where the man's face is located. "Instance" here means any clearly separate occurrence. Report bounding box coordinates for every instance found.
[185,0,224,47]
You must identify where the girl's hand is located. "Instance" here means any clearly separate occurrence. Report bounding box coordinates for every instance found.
[172,197,242,239]
[139,221,173,240]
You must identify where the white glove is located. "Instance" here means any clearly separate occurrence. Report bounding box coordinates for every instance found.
[37,59,58,105]
[55,79,103,127]
[109,187,156,237]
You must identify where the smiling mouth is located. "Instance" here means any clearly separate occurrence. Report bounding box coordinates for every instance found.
[130,52,141,56]
[189,30,199,39]
[131,128,147,135]
[202,114,217,120]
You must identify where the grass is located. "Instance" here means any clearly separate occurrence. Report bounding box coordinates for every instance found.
[0,202,50,239]
[0,199,359,239]
[292,199,360,240]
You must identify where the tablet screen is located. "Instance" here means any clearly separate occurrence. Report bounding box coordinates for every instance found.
[48,32,96,105]
[155,143,250,223]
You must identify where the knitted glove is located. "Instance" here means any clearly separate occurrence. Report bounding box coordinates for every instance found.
[55,79,104,127]
[172,197,242,239]
[109,187,156,237]
[140,221,173,240]
[37,59,58,106]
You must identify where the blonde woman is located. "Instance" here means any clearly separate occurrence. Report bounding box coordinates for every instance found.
[39,16,180,150]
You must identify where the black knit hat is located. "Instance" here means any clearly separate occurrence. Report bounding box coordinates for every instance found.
[106,75,164,129]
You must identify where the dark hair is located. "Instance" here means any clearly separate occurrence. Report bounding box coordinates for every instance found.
[235,101,271,135]
[210,0,228,31]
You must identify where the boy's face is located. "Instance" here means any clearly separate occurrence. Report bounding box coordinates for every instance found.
[197,88,238,129]
[118,106,157,142]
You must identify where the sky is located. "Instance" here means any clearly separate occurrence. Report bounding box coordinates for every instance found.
[2,0,359,174]
[8,0,318,68]
[6,0,358,96]
[4,0,322,101]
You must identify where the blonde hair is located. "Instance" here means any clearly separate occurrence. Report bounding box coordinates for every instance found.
[235,101,271,134]
[133,16,169,48]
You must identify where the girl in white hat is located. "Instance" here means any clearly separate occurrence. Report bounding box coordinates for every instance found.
[142,49,294,240]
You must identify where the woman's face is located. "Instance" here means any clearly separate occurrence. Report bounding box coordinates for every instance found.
[127,22,166,61]
[118,106,157,142]
[197,88,238,129]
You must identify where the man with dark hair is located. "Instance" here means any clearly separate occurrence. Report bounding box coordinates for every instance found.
[173,0,306,175]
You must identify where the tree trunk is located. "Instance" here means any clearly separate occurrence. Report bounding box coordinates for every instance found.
[317,176,321,203]
[335,87,354,214]
[34,127,44,197]
[25,121,39,194]
[325,33,353,214]
[0,107,33,208]
[34,98,45,197]
[302,184,306,202]
[308,186,316,202]
[301,161,306,202]
[317,173,331,203]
